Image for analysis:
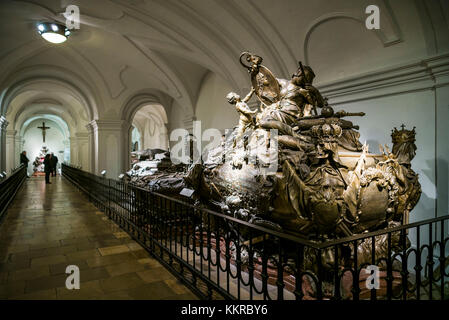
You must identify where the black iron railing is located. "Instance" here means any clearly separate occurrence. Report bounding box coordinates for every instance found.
[0,164,27,223]
[62,164,448,300]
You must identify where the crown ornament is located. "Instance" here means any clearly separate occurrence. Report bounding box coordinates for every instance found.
[311,123,342,141]
[391,124,416,144]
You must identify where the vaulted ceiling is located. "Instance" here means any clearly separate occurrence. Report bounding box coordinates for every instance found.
[0,0,448,127]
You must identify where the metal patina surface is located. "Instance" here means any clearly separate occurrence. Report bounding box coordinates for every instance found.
[125,53,422,271]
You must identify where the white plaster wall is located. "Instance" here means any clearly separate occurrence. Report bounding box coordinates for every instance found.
[105,133,119,179]
[341,90,440,223]
[68,133,90,171]
[70,139,78,165]
[142,118,168,150]
[73,136,90,171]
[131,127,141,151]
[167,100,193,149]
[168,100,188,132]
[195,72,238,132]
[436,86,449,218]
[80,141,89,171]
[5,132,15,173]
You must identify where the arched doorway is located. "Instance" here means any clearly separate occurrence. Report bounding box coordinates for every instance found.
[131,126,142,152]
[130,104,169,166]
[20,115,70,176]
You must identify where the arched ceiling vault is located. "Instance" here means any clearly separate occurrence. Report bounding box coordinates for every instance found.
[20,114,70,141]
[13,103,78,137]
[133,104,168,127]
[0,0,447,121]
[5,81,90,137]
[0,65,99,120]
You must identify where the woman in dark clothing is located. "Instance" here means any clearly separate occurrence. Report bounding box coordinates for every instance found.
[43,154,52,184]
[50,152,58,176]
[20,151,29,167]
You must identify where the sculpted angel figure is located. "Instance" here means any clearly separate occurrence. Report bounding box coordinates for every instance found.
[226,87,257,148]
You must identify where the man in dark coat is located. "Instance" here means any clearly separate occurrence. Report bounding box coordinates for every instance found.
[43,154,52,184]
[20,151,29,167]
[50,152,58,177]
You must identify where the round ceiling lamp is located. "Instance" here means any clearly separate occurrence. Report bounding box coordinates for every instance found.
[37,22,71,44]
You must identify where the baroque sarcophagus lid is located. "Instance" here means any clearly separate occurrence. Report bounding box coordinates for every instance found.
[188,52,422,244]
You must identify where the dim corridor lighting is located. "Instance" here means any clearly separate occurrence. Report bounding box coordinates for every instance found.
[36,22,70,44]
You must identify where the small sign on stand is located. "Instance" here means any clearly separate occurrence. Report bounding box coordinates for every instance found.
[179,188,195,198]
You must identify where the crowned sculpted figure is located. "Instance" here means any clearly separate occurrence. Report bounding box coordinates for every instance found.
[128,52,421,245]
[200,52,421,244]
[125,51,424,300]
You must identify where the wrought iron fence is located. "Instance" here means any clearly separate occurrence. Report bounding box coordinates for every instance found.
[62,164,448,301]
[0,164,27,223]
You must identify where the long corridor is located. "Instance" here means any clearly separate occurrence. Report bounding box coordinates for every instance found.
[0,175,197,300]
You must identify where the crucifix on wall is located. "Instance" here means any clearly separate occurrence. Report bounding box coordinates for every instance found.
[37,121,50,143]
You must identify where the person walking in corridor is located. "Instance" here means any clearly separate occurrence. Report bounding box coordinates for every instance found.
[50,152,58,177]
[20,151,29,167]
[20,151,30,178]
[43,154,52,184]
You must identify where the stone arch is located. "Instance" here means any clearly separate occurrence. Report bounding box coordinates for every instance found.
[120,91,172,126]
[106,134,119,178]
[13,104,77,138]
[303,13,397,65]
[0,65,100,120]
[120,90,173,170]
[22,115,71,164]
[19,115,70,141]
[133,104,169,151]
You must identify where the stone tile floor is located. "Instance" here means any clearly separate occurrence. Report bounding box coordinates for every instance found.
[0,175,198,300]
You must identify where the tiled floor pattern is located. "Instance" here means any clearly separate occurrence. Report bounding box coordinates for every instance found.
[0,175,197,300]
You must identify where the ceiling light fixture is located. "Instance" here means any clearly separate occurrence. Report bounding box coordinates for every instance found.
[37,22,70,44]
